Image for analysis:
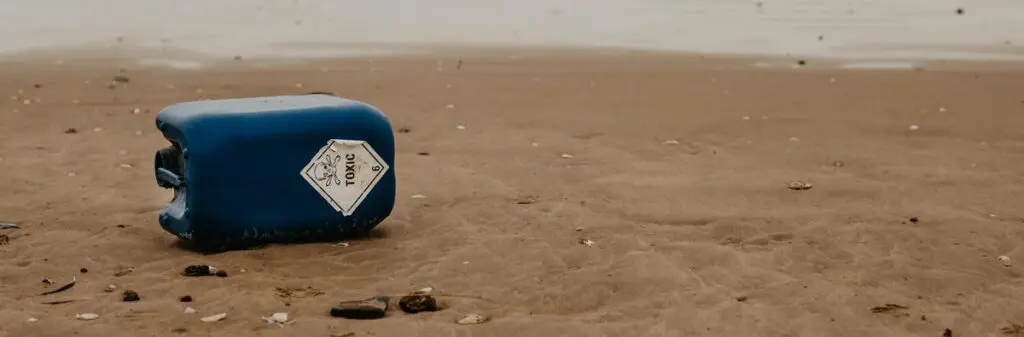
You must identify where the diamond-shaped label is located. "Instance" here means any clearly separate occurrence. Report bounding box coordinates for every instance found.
[300,139,390,216]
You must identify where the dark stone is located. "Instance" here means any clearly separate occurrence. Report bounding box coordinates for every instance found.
[398,294,439,313]
[122,290,140,302]
[329,296,389,319]
[182,265,212,277]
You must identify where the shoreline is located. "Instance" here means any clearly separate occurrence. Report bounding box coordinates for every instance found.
[4,44,1024,74]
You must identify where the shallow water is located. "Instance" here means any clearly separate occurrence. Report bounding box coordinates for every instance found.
[2,0,1023,60]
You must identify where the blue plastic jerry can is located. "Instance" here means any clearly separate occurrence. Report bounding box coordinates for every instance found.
[153,94,396,250]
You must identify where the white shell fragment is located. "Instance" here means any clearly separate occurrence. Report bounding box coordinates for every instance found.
[263,312,289,324]
[787,181,813,190]
[456,313,488,325]
[184,307,197,314]
[201,313,227,323]
[75,313,100,321]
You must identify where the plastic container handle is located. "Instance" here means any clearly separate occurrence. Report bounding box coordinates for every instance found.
[154,146,186,188]
[156,168,185,188]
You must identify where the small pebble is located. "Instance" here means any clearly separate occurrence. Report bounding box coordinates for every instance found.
[456,125,466,130]
[998,255,1011,267]
[215,270,228,277]
[180,295,193,302]
[456,313,488,325]
[183,265,213,276]
[27,318,38,323]
[579,238,595,247]
[663,140,680,145]
[93,127,102,132]
[938,107,947,112]
[909,125,920,131]
[446,104,456,109]
[122,290,141,302]
[184,307,197,314]
[80,268,88,273]
[104,285,117,292]
[410,194,427,199]
[560,153,574,159]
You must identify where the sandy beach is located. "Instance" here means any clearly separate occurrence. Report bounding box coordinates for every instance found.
[3,0,1024,336]
[0,48,1022,336]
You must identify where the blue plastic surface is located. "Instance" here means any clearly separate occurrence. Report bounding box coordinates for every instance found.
[153,94,395,250]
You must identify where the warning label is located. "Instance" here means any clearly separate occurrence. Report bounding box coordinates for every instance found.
[300,139,389,216]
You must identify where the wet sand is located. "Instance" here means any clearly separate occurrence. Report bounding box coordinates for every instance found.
[1,49,1024,336]
[3,0,1024,61]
